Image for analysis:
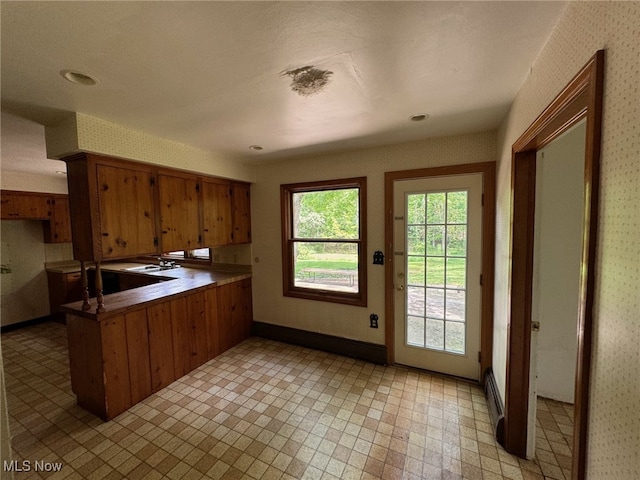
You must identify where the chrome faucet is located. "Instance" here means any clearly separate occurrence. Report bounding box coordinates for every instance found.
[157,258,176,269]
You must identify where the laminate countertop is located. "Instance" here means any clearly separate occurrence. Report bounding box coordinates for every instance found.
[60,262,251,321]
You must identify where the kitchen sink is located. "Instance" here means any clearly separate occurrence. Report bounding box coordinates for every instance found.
[124,265,163,272]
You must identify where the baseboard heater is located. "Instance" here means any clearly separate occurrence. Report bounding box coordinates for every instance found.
[252,321,387,365]
[484,367,505,445]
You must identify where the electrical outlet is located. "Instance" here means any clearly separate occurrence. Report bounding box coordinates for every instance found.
[370,314,379,328]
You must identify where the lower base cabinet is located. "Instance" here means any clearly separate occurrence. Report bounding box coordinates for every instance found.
[66,279,252,420]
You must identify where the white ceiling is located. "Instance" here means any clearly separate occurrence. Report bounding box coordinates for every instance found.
[1,1,567,174]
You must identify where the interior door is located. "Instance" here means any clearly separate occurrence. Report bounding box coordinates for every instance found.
[393,174,483,380]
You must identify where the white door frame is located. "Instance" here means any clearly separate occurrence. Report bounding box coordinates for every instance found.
[393,174,483,381]
[384,162,496,379]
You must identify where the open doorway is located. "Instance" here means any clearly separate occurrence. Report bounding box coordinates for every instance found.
[502,50,604,480]
[528,120,586,478]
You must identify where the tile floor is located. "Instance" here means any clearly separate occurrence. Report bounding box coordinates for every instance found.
[534,397,574,480]
[1,322,572,479]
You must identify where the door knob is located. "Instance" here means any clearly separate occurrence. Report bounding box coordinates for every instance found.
[397,285,404,291]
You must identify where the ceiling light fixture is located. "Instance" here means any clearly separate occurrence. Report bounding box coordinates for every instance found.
[249,145,264,151]
[60,70,98,86]
[56,171,67,175]
[409,113,429,122]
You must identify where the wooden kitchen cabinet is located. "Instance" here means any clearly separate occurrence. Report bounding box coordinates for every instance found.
[158,173,201,252]
[1,190,73,243]
[232,183,251,244]
[63,154,160,261]
[47,270,85,314]
[97,164,158,259]
[0,190,51,219]
[66,278,252,420]
[201,181,251,247]
[147,302,175,392]
[43,196,72,243]
[62,153,251,263]
[218,278,253,352]
[202,179,233,246]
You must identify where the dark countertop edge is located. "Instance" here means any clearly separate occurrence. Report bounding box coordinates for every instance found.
[60,272,251,321]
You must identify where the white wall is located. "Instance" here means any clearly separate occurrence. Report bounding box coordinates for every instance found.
[532,121,585,403]
[493,3,640,478]
[0,221,50,326]
[251,131,496,344]
[0,171,68,194]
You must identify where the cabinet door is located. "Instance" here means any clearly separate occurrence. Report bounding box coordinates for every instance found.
[147,302,176,392]
[233,184,251,244]
[44,197,72,243]
[0,191,50,219]
[202,181,233,247]
[97,165,158,258]
[218,279,253,353]
[159,174,201,252]
[0,192,21,219]
[217,283,234,354]
[204,286,220,360]
[47,271,85,314]
[124,309,152,405]
[237,278,253,340]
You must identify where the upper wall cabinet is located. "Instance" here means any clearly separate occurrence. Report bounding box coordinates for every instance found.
[62,153,251,261]
[232,184,251,244]
[0,190,51,220]
[158,173,202,252]
[202,179,233,246]
[201,180,251,247]
[43,196,73,243]
[64,154,160,261]
[1,190,72,244]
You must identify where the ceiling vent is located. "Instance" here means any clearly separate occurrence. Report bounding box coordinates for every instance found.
[283,66,333,97]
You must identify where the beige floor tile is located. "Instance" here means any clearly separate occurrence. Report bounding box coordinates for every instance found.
[3,322,549,480]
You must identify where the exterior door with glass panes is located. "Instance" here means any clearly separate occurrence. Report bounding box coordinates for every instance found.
[393,174,483,380]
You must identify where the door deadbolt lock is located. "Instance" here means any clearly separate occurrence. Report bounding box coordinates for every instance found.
[532,321,540,332]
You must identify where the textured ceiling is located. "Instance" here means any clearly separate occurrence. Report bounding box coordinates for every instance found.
[1,1,567,174]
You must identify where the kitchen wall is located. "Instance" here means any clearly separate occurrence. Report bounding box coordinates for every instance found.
[251,131,496,345]
[493,2,639,478]
[1,221,51,326]
[1,119,74,327]
[0,170,68,194]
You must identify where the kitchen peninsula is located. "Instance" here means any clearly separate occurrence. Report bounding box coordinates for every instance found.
[56,151,254,421]
[62,262,252,420]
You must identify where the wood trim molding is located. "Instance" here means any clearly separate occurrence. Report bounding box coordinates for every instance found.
[503,50,604,480]
[280,177,368,307]
[252,321,387,365]
[383,161,496,378]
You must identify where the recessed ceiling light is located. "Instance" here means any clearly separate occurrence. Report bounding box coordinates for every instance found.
[249,145,264,151]
[56,171,67,175]
[60,70,98,86]
[409,113,429,122]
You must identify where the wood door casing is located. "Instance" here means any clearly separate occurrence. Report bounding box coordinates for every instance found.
[97,165,158,259]
[504,51,604,479]
[159,174,201,252]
